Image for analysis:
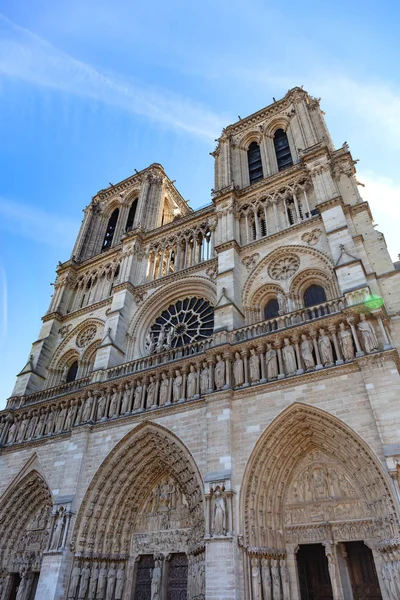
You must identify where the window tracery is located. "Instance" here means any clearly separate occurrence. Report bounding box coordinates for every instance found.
[268,254,300,281]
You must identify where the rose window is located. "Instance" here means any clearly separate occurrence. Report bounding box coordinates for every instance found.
[76,325,97,348]
[148,297,214,351]
[268,254,300,280]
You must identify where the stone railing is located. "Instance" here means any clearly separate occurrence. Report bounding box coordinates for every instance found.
[6,376,92,409]
[0,310,392,448]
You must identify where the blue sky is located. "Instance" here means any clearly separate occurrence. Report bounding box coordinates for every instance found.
[0,0,400,407]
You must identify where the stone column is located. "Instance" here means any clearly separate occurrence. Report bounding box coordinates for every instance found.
[323,541,345,600]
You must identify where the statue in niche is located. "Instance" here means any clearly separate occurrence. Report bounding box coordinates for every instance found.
[114,565,125,600]
[97,563,108,599]
[159,372,169,405]
[145,332,155,355]
[56,404,67,431]
[82,393,93,422]
[324,543,340,600]
[173,369,183,402]
[7,420,17,444]
[133,379,143,410]
[35,409,47,437]
[97,393,107,421]
[45,408,55,434]
[300,334,315,370]
[214,354,225,390]
[338,322,355,360]
[233,352,244,387]
[78,562,91,600]
[200,361,210,393]
[251,559,262,600]
[313,467,329,499]
[277,290,288,314]
[328,468,342,498]
[318,329,334,365]
[147,376,156,407]
[68,564,81,600]
[164,325,175,351]
[249,348,260,383]
[271,560,281,600]
[17,414,29,441]
[265,343,278,379]
[283,338,297,374]
[121,383,131,414]
[187,364,197,398]
[357,313,379,353]
[51,506,66,550]
[156,325,166,353]
[151,558,162,600]
[281,559,290,600]
[108,387,119,418]
[26,412,37,439]
[88,562,99,600]
[212,488,226,536]
[261,558,272,600]
[105,562,116,600]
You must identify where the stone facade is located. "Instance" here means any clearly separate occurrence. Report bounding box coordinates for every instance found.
[1,87,400,599]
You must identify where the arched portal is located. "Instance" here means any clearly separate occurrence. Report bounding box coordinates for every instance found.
[69,422,205,600]
[241,403,399,600]
[0,470,52,598]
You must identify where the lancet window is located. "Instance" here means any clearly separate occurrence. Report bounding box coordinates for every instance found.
[101,208,119,251]
[68,260,121,312]
[274,128,293,171]
[247,141,264,184]
[146,225,214,281]
[125,198,138,232]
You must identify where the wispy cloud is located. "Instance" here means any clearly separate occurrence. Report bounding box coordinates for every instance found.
[0,14,225,140]
[0,196,79,248]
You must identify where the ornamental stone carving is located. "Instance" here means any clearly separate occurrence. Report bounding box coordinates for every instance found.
[301,228,322,246]
[268,254,300,280]
[76,325,97,348]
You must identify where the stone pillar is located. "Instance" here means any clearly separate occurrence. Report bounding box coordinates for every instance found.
[323,541,345,600]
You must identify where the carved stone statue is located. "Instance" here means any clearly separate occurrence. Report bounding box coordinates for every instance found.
[261,558,272,600]
[82,393,93,422]
[105,563,116,600]
[159,373,169,405]
[16,570,29,600]
[266,343,278,379]
[133,380,143,410]
[68,564,81,600]
[88,562,99,600]
[151,558,162,600]
[338,322,355,360]
[96,563,108,600]
[214,354,225,390]
[271,560,281,600]
[173,369,183,402]
[300,334,315,370]
[7,420,17,444]
[114,565,125,600]
[17,414,29,441]
[78,562,91,599]
[251,558,262,600]
[200,361,210,394]
[282,338,297,374]
[212,488,226,536]
[187,364,197,398]
[146,376,156,408]
[357,313,378,353]
[324,543,340,600]
[156,325,166,353]
[318,329,334,365]
[121,383,131,414]
[281,559,290,600]
[97,393,107,421]
[249,348,260,383]
[233,352,244,387]
[145,332,155,355]
[164,325,175,350]
[108,387,119,418]
[51,506,66,550]
[56,404,67,431]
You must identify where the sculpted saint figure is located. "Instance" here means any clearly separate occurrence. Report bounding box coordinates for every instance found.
[233,352,244,387]
[45,409,56,435]
[151,559,162,600]
[318,328,334,365]
[144,332,155,355]
[282,338,297,374]
[164,325,175,350]
[357,313,378,353]
[265,343,278,379]
[159,372,169,405]
[51,507,65,550]
[121,383,131,414]
[17,414,29,442]
[271,560,281,600]
[68,564,81,600]
[88,562,99,600]
[249,348,260,383]
[16,571,29,600]
[212,488,226,536]
[339,322,355,360]
[187,365,197,398]
[156,325,166,353]
[78,562,91,600]
[133,380,143,410]
[97,393,107,421]
[109,388,119,418]
[82,393,93,423]
[114,566,125,600]
[96,563,107,600]
[26,412,38,439]
[146,376,156,408]
[200,362,210,394]
[173,369,183,402]
[56,404,67,431]
[35,409,47,437]
[300,334,315,370]
[214,355,225,390]
[251,559,262,600]
[261,558,272,600]
[105,563,116,600]
[281,559,290,600]
[7,420,17,444]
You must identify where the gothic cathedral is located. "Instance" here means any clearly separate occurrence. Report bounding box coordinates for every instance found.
[1,87,400,600]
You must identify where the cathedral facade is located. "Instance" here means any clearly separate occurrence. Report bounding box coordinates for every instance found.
[1,87,400,600]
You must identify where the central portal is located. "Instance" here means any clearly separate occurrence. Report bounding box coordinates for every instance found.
[297,544,333,600]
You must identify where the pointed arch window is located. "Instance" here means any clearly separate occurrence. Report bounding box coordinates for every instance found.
[264,298,280,320]
[126,198,138,232]
[247,141,263,184]
[101,208,119,251]
[274,129,293,171]
[304,284,326,308]
[66,360,78,383]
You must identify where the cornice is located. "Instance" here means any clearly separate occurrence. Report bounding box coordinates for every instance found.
[51,298,112,323]
[214,240,241,254]
[315,195,343,212]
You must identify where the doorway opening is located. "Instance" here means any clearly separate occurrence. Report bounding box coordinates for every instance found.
[297,544,333,600]
[345,541,382,600]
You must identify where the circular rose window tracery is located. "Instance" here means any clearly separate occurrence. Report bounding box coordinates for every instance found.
[76,325,97,348]
[268,254,300,281]
[146,297,214,353]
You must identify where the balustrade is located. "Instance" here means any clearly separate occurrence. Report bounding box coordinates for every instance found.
[0,312,391,448]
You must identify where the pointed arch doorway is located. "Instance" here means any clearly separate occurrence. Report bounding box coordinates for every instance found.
[241,403,397,599]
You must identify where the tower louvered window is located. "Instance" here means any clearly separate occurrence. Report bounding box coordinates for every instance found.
[126,198,138,232]
[247,142,263,184]
[101,208,119,251]
[274,129,293,171]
